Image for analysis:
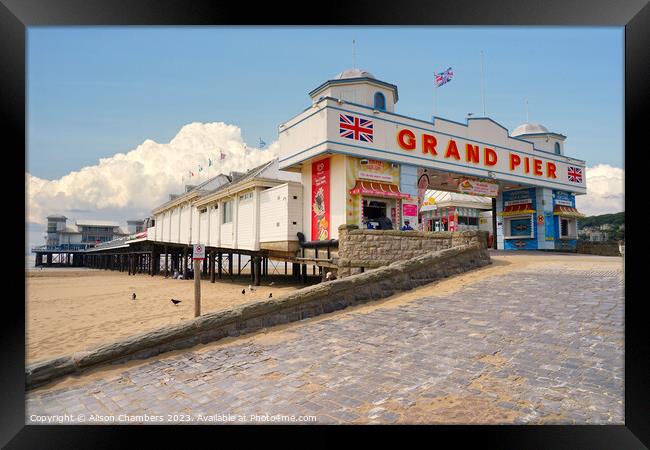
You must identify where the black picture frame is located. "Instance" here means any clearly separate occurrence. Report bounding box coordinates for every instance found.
[4,0,647,447]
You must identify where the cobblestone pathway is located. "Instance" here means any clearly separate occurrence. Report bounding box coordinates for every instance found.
[26,262,624,424]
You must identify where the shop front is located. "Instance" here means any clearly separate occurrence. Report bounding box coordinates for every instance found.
[498,188,538,250]
[346,158,413,230]
[552,190,583,251]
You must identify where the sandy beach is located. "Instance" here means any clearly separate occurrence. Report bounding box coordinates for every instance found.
[26,269,304,363]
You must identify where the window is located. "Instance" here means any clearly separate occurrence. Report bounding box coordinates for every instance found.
[222,200,233,224]
[554,142,561,155]
[374,92,386,111]
[239,191,253,201]
[504,215,534,239]
[458,216,479,226]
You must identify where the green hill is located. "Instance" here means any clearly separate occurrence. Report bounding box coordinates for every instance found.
[578,211,624,229]
[578,211,624,241]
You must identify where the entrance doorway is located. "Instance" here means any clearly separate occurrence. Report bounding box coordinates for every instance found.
[362,198,395,229]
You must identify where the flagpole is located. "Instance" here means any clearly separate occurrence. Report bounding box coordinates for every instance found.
[480,50,486,116]
[433,82,437,121]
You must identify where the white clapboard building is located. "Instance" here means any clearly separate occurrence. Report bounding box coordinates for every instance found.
[149,159,302,254]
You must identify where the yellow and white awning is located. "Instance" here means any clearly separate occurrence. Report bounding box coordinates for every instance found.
[498,203,535,216]
[553,205,585,218]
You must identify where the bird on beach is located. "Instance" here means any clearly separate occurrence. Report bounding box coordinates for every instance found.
[241,289,246,295]
[132,292,136,300]
[171,299,182,305]
[269,293,272,298]
[269,282,275,286]
[248,284,256,292]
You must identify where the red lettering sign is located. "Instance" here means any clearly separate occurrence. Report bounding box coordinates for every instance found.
[397,129,416,150]
[546,162,557,178]
[445,139,460,160]
[466,144,480,163]
[422,134,437,155]
[484,148,497,166]
[509,153,521,171]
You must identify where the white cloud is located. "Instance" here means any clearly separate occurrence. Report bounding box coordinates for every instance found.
[575,164,624,216]
[26,122,279,227]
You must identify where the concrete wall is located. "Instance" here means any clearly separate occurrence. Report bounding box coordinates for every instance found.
[576,241,622,256]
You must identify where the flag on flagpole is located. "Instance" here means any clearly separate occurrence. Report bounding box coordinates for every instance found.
[435,67,454,87]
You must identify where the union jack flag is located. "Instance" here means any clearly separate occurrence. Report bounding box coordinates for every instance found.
[567,166,583,183]
[435,67,454,87]
[339,114,373,143]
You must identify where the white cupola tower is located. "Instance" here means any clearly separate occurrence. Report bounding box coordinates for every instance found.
[308,68,399,113]
[512,122,567,156]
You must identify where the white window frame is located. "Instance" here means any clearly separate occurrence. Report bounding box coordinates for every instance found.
[558,216,578,239]
[239,191,253,202]
[222,200,233,224]
[503,214,535,239]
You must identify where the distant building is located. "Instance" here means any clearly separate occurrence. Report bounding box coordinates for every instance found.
[419,191,492,233]
[39,215,139,251]
[579,226,609,242]
[126,219,146,234]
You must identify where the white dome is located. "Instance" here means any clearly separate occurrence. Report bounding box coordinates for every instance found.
[334,68,375,80]
[512,122,549,136]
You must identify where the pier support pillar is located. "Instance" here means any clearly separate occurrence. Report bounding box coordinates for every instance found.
[210,251,215,283]
[253,256,261,286]
[217,252,222,279]
[182,247,188,279]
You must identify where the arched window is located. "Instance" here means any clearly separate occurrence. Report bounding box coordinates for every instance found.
[554,142,561,155]
[374,92,386,111]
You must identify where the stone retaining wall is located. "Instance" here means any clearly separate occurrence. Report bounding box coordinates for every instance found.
[26,243,491,389]
[576,241,623,257]
[337,224,488,277]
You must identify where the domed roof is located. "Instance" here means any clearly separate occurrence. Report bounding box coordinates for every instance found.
[512,122,549,136]
[334,68,376,80]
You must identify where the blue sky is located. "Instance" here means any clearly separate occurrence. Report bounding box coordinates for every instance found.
[27,26,623,179]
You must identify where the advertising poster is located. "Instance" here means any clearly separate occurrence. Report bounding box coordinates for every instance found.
[402,202,418,227]
[457,179,499,197]
[311,158,330,240]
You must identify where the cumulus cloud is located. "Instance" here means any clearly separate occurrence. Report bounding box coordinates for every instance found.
[26,122,279,226]
[575,164,624,216]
